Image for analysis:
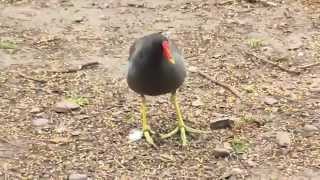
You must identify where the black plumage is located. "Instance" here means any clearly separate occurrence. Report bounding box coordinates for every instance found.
[127,32,186,96]
[126,32,207,147]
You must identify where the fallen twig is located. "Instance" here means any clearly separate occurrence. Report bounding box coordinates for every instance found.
[113,157,126,169]
[79,61,100,69]
[188,68,242,100]
[259,0,277,7]
[49,61,100,73]
[125,3,155,9]
[298,62,320,70]
[244,51,301,75]
[0,138,21,148]
[244,0,277,7]
[17,72,47,83]
[217,0,234,6]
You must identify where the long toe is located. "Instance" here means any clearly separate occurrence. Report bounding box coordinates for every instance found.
[144,130,157,148]
[160,127,179,139]
[160,125,209,146]
[180,126,188,146]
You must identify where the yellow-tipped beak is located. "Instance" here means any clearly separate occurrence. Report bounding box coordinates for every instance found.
[168,58,175,64]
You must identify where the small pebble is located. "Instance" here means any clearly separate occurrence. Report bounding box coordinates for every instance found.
[231,168,244,175]
[32,118,49,127]
[264,96,278,105]
[30,107,42,113]
[99,15,107,20]
[220,167,243,180]
[53,99,80,113]
[34,112,46,118]
[128,129,143,142]
[216,89,226,96]
[287,34,303,50]
[71,130,81,136]
[301,124,319,137]
[210,118,234,130]
[69,173,88,180]
[73,15,85,23]
[310,87,320,94]
[192,99,204,107]
[194,109,202,116]
[212,53,222,58]
[187,66,198,72]
[213,147,231,158]
[103,3,110,8]
[303,124,319,132]
[247,160,258,167]
[276,131,291,147]
[297,52,304,56]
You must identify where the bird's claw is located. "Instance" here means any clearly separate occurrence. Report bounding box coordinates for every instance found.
[160,125,209,146]
[143,129,157,148]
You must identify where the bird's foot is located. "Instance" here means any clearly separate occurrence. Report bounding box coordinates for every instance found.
[160,125,209,146]
[143,126,157,148]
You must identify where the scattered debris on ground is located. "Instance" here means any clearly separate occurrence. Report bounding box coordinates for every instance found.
[0,0,319,179]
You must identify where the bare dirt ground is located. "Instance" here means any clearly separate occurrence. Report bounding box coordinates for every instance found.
[0,0,320,179]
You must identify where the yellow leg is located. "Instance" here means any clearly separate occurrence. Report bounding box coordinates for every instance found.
[161,93,209,146]
[141,96,157,148]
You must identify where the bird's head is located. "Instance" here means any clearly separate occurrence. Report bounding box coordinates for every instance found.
[160,32,175,64]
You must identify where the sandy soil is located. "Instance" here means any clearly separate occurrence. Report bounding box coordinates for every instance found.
[0,0,320,179]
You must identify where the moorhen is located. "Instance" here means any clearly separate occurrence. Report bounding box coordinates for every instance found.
[127,32,207,147]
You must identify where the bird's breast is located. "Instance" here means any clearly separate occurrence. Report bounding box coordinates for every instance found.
[127,61,186,96]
